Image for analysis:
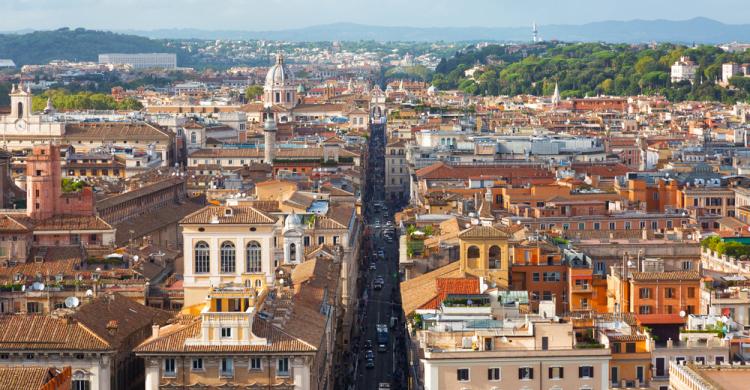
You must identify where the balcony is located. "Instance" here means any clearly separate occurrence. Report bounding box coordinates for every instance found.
[572,284,592,293]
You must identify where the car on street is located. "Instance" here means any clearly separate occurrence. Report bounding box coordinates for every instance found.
[366,358,375,369]
[364,339,372,350]
[365,350,374,360]
[369,263,377,271]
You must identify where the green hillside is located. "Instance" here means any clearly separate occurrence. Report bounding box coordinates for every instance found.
[433,43,750,103]
[0,28,187,66]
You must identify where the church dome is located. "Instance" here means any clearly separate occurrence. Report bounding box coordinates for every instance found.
[265,53,295,87]
[284,212,302,231]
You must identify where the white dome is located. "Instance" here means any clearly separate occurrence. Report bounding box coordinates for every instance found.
[284,212,302,231]
[265,53,295,87]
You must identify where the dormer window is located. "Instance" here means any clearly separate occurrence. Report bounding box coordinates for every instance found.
[224,208,233,217]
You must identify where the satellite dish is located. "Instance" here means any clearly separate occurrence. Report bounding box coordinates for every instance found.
[133,255,139,262]
[21,285,25,292]
[32,282,44,291]
[85,289,94,297]
[64,296,80,308]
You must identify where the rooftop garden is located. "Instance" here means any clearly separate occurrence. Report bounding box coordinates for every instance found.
[442,294,491,308]
[61,178,85,193]
[405,224,433,258]
[701,236,750,258]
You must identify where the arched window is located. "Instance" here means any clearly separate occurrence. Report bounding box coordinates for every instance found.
[289,243,297,262]
[246,241,262,273]
[275,92,280,103]
[190,132,197,144]
[220,241,236,273]
[489,245,501,269]
[286,92,291,102]
[17,102,23,118]
[194,241,210,273]
[467,245,480,259]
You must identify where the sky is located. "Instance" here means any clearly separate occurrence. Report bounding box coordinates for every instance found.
[1,0,749,31]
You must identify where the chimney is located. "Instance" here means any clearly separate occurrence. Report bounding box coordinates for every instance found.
[152,324,160,338]
[106,320,118,336]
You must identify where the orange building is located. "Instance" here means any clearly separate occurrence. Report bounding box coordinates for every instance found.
[628,271,702,317]
[510,243,567,314]
[615,177,679,212]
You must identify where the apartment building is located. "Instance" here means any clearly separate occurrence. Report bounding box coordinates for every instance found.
[416,311,610,390]
[385,138,409,203]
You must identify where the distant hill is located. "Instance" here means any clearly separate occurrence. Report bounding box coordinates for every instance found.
[0,28,186,66]
[123,18,750,44]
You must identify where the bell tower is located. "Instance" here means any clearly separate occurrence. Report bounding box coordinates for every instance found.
[263,110,277,164]
[9,84,32,121]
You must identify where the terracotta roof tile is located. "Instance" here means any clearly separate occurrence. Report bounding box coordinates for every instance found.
[181,205,278,225]
[0,315,111,351]
[0,367,56,390]
[458,225,509,240]
[400,262,464,315]
[630,271,701,281]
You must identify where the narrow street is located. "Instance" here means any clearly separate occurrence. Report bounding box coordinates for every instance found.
[345,122,408,390]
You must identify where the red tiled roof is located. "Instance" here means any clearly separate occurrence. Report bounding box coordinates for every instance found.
[419,278,480,310]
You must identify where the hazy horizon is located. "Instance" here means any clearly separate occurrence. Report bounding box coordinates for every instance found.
[1,0,749,32]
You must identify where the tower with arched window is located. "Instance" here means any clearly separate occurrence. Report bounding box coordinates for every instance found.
[458,225,511,288]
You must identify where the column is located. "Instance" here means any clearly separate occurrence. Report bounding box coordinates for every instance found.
[144,358,160,390]
[236,237,245,278]
[292,357,310,390]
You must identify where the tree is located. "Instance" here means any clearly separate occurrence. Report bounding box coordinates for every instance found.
[244,85,264,101]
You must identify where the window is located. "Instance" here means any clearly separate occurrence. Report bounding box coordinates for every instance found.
[639,288,651,299]
[695,356,706,364]
[549,366,564,379]
[578,223,585,230]
[250,357,262,370]
[639,305,652,314]
[626,343,636,353]
[611,366,619,384]
[579,366,594,378]
[221,327,232,338]
[543,272,561,282]
[532,272,540,282]
[683,261,693,270]
[164,358,176,377]
[715,356,725,365]
[467,245,480,259]
[26,302,40,313]
[488,246,501,269]
[611,343,621,353]
[194,241,210,273]
[457,368,470,382]
[542,336,549,350]
[688,287,696,298]
[192,358,203,371]
[220,241,236,273]
[304,236,310,246]
[651,221,658,230]
[518,367,533,380]
[277,358,290,377]
[593,222,600,231]
[665,288,675,298]
[624,221,631,230]
[542,291,552,301]
[220,358,234,377]
[73,380,90,390]
[318,236,325,245]
[246,241,262,273]
[667,220,673,229]
[488,367,500,381]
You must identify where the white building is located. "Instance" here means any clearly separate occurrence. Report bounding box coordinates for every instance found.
[671,56,698,83]
[98,53,177,69]
[723,63,741,84]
